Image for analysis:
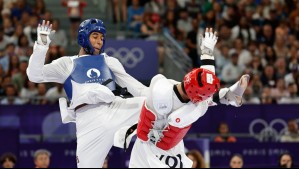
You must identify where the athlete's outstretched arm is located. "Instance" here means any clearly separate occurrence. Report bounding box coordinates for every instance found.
[27,20,71,84]
[199,28,218,73]
[198,28,250,107]
[214,74,250,107]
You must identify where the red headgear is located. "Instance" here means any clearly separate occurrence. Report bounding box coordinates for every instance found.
[183,68,220,103]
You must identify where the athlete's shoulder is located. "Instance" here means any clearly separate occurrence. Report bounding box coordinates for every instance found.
[102,53,119,62]
[102,53,126,72]
[151,74,166,84]
[51,56,74,65]
[150,74,180,86]
[149,74,174,116]
[101,53,111,58]
[58,55,75,61]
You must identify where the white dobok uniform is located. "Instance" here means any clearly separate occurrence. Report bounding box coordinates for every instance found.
[27,42,147,168]
[114,75,212,168]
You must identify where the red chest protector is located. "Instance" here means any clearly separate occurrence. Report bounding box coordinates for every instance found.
[137,102,191,151]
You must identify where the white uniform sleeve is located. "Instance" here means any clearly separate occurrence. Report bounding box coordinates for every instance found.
[105,55,148,97]
[200,54,216,73]
[27,42,73,84]
[168,101,208,128]
[168,79,180,85]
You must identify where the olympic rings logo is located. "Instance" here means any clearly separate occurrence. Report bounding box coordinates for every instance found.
[105,47,144,68]
[249,119,299,142]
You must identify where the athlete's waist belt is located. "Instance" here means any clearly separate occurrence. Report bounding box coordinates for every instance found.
[75,103,88,112]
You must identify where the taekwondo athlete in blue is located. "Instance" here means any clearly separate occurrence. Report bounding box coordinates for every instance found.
[27,19,148,168]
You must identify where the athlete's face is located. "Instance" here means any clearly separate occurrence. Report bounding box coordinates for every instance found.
[89,32,104,55]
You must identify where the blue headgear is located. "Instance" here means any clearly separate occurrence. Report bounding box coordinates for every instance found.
[77,18,106,55]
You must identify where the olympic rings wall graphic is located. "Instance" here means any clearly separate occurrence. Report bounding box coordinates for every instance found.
[249,118,299,142]
[105,47,145,69]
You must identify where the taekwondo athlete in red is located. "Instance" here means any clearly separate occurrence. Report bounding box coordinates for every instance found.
[115,28,250,168]
[26,19,147,168]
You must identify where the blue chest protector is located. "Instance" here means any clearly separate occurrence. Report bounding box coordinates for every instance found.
[63,55,116,101]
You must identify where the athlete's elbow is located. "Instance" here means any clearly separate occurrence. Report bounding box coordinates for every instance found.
[27,72,37,83]
[26,69,42,83]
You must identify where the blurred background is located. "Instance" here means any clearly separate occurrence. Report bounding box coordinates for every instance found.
[0,0,299,168]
